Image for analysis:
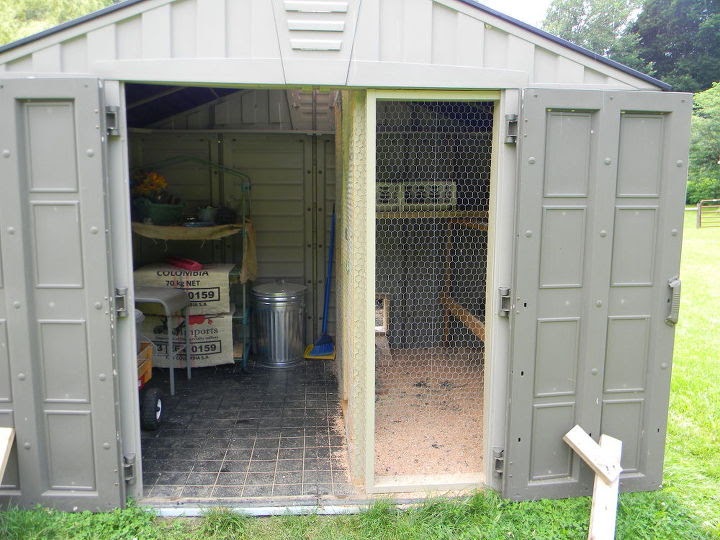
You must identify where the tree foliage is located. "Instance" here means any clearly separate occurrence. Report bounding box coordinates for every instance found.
[0,0,115,46]
[541,0,650,72]
[542,0,720,92]
[687,83,720,203]
[633,0,720,93]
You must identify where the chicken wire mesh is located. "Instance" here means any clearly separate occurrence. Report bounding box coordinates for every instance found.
[374,100,493,478]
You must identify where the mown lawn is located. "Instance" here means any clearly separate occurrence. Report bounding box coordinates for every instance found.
[1,210,718,539]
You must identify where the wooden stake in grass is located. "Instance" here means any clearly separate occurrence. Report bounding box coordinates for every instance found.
[564,425,623,540]
[0,427,15,482]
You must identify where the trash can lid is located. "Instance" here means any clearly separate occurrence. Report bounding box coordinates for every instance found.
[252,281,306,298]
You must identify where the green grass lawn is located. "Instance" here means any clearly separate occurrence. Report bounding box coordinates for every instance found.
[1,210,718,539]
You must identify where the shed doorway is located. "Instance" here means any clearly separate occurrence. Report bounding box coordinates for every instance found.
[124,84,355,501]
[373,99,493,484]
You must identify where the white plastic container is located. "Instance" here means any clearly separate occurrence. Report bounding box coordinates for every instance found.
[134,309,145,353]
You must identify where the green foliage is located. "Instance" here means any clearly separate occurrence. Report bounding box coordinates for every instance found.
[633,0,720,92]
[541,0,652,73]
[0,0,115,46]
[686,177,720,205]
[687,83,720,203]
[196,508,250,539]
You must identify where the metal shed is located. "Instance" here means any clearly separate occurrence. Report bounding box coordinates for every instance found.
[0,0,691,511]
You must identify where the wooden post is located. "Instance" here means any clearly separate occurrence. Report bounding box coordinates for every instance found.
[564,425,623,540]
[0,427,15,483]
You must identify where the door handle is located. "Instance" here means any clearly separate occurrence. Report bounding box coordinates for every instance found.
[666,277,681,326]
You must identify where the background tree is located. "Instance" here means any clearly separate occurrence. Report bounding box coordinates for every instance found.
[542,0,650,72]
[687,83,720,203]
[633,0,720,93]
[0,0,115,46]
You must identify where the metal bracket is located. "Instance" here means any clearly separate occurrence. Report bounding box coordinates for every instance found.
[504,114,518,144]
[498,287,512,317]
[123,453,136,485]
[493,448,505,477]
[105,106,120,137]
[115,287,129,318]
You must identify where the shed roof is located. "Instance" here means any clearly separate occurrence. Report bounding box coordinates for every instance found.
[0,0,669,91]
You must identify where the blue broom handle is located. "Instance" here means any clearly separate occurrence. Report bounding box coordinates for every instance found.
[321,207,336,334]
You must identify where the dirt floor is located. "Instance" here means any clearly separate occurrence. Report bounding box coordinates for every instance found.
[374,342,484,477]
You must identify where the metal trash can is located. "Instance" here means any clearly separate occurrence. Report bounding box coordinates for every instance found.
[252,282,306,368]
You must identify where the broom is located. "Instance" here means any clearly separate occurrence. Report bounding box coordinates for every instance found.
[306,206,336,359]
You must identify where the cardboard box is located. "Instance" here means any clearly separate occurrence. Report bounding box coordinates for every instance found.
[134,263,238,315]
[141,310,234,368]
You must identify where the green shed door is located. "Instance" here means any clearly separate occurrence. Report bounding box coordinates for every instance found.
[504,89,691,500]
[0,78,123,510]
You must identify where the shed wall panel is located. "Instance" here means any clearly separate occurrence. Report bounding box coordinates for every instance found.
[196,0,226,57]
[0,0,661,90]
[142,5,172,58]
[171,0,198,57]
[431,3,457,65]
[456,13,484,68]
[87,26,117,67]
[32,46,62,72]
[116,16,143,60]
[60,37,88,73]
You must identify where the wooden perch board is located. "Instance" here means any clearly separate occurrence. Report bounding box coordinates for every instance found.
[0,427,15,482]
[439,291,485,341]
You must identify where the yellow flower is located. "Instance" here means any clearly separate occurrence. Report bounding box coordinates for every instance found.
[132,171,168,197]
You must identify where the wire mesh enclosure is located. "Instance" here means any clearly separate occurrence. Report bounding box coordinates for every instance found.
[374,100,493,479]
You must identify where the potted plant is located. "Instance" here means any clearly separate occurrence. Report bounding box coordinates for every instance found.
[131,171,184,225]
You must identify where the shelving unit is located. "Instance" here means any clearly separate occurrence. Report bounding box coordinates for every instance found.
[131,156,254,370]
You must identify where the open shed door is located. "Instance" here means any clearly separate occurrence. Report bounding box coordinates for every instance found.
[504,89,691,500]
[0,78,123,510]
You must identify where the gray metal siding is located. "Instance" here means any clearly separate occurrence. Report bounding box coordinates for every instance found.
[0,0,659,90]
[0,78,123,510]
[505,89,691,500]
[225,134,337,340]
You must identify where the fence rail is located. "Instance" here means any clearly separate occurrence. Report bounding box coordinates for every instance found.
[697,199,720,228]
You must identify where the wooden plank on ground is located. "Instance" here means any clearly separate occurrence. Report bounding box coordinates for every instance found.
[0,427,15,482]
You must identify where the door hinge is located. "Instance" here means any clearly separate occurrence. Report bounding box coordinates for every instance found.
[493,448,505,477]
[498,287,512,317]
[115,287,129,318]
[123,454,136,485]
[504,114,518,144]
[105,106,120,137]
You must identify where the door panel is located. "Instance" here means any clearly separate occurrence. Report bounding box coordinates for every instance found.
[504,89,691,500]
[0,78,122,510]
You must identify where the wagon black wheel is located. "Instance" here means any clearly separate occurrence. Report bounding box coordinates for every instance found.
[141,387,163,431]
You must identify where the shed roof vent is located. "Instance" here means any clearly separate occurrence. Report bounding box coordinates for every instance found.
[285,0,349,51]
